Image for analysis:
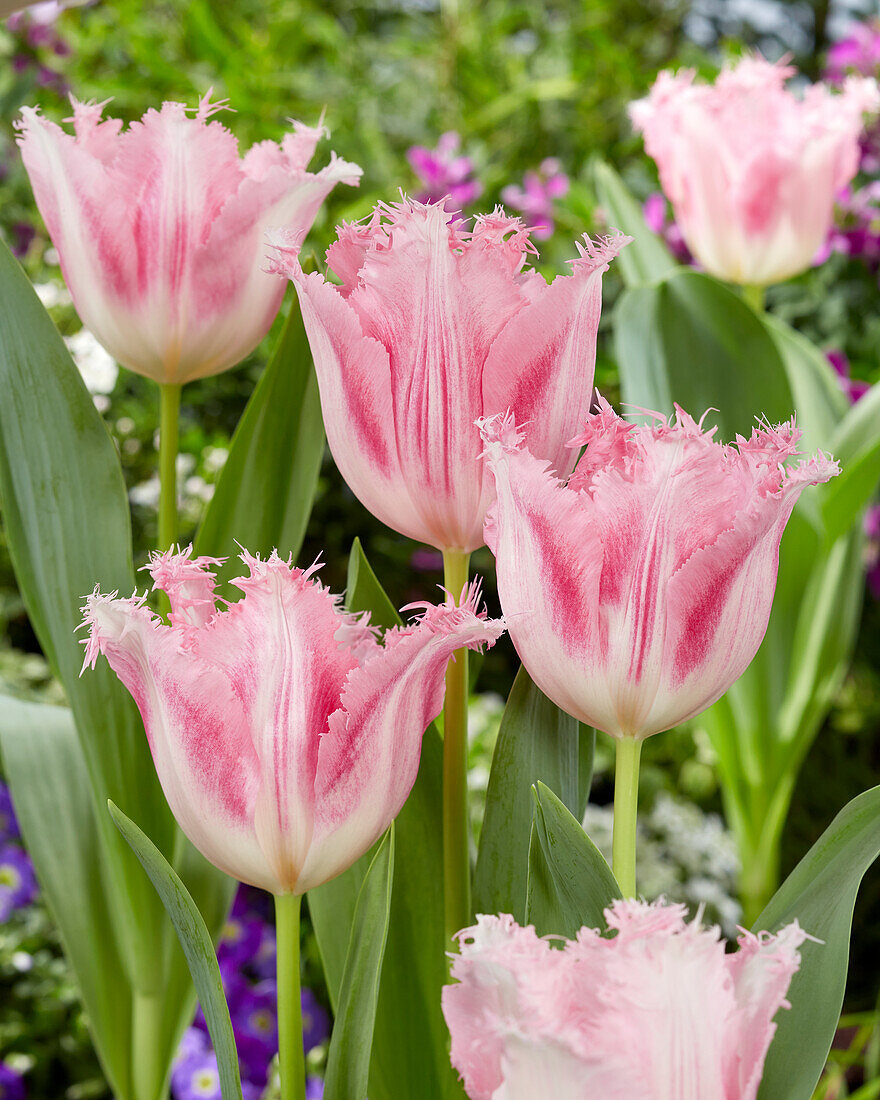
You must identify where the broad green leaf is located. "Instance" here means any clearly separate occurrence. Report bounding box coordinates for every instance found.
[821,381,880,543]
[526,782,621,938]
[591,160,676,287]
[324,828,395,1100]
[474,666,585,922]
[614,269,794,440]
[308,539,462,1100]
[0,239,174,979]
[756,785,880,1100]
[0,697,132,1098]
[109,802,242,1100]
[195,295,324,581]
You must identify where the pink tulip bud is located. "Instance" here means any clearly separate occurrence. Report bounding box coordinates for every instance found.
[442,900,812,1100]
[479,398,839,740]
[269,197,630,553]
[81,548,504,895]
[17,94,361,384]
[631,55,880,285]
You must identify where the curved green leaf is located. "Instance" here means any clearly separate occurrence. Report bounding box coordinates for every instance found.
[309,539,462,1100]
[591,160,675,287]
[614,269,794,439]
[474,666,588,922]
[324,828,395,1100]
[195,295,324,580]
[526,782,621,938]
[821,381,880,543]
[0,240,177,981]
[756,785,880,1100]
[0,697,132,1098]
[109,802,242,1100]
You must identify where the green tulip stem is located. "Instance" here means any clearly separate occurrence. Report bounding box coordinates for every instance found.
[132,990,163,1100]
[743,283,765,314]
[275,893,305,1100]
[612,738,642,898]
[442,549,472,946]
[158,383,182,553]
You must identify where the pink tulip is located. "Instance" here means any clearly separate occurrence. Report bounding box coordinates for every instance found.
[442,899,811,1100]
[630,55,879,285]
[17,94,361,384]
[479,399,839,740]
[81,548,503,894]
[268,198,630,553]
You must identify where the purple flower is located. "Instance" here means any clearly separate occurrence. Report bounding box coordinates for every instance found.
[0,783,20,843]
[826,22,880,83]
[866,504,880,600]
[0,1064,25,1100]
[218,913,263,970]
[826,349,870,404]
[410,548,443,573]
[301,987,330,1052]
[10,224,35,260]
[641,192,694,265]
[407,132,482,210]
[171,1043,221,1100]
[501,158,569,240]
[0,844,37,920]
[306,1077,324,1100]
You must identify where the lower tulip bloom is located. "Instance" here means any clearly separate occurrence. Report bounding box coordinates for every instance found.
[82,547,503,1099]
[479,400,838,893]
[442,900,812,1100]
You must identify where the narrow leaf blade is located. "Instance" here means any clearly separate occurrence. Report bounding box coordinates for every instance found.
[591,160,675,287]
[324,828,395,1100]
[756,785,880,1100]
[474,666,583,922]
[196,296,325,577]
[0,697,132,1098]
[526,782,621,938]
[109,802,243,1100]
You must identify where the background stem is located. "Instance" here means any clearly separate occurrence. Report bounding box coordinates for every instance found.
[158,383,181,553]
[275,893,305,1100]
[612,738,642,897]
[442,549,471,945]
[131,990,163,1100]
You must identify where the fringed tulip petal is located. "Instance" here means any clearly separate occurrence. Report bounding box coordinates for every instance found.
[442,900,811,1100]
[17,96,361,384]
[481,400,838,740]
[273,198,627,553]
[300,582,505,891]
[631,55,880,284]
[82,549,503,895]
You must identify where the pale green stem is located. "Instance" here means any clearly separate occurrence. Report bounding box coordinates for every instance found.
[132,990,164,1100]
[442,549,471,945]
[158,383,181,553]
[743,283,765,313]
[275,893,305,1100]
[612,738,642,898]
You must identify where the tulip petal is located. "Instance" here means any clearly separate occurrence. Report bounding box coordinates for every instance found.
[482,232,631,478]
[302,582,504,892]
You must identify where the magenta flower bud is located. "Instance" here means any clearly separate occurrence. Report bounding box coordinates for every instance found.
[17,95,361,385]
[442,901,812,1099]
[631,55,880,285]
[479,399,839,740]
[81,548,503,895]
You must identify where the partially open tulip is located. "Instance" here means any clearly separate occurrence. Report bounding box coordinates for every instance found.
[630,55,879,285]
[269,199,630,553]
[81,548,503,894]
[442,900,811,1100]
[17,95,361,384]
[479,400,839,740]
